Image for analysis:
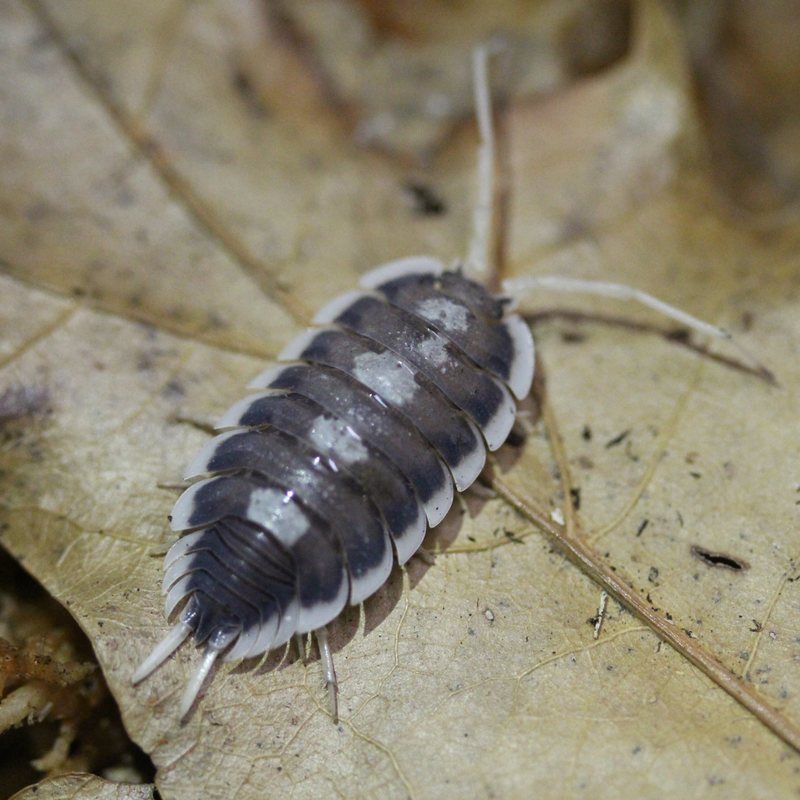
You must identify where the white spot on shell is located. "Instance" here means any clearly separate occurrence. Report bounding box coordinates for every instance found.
[353,351,418,407]
[417,334,449,368]
[308,416,369,464]
[247,487,308,545]
[416,297,470,332]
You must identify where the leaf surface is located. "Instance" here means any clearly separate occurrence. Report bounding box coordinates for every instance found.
[11,774,155,800]
[2,1,800,798]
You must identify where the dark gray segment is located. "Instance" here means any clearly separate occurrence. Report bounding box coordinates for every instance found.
[196,428,391,593]
[183,564,264,645]
[222,392,425,557]
[174,473,265,530]
[263,364,452,518]
[189,521,296,593]
[329,294,508,433]
[370,272,518,386]
[212,516,345,633]
[289,520,349,621]
[183,551,265,627]
[285,328,483,477]
[180,484,346,626]
[175,472,329,560]
[439,270,509,321]
[183,594,229,647]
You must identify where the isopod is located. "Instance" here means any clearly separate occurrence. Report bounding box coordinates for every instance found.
[132,46,732,719]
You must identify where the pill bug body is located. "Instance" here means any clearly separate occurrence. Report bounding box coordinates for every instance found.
[132,255,535,715]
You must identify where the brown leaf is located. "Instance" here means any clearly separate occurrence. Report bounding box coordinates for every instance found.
[10,774,155,800]
[2,1,800,799]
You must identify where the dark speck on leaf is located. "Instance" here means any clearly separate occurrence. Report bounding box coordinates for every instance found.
[505,425,526,448]
[561,330,586,344]
[404,181,447,216]
[0,385,51,421]
[605,429,630,448]
[691,546,749,571]
[232,68,269,117]
[161,380,186,400]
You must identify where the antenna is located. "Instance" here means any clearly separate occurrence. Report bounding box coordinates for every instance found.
[464,44,497,279]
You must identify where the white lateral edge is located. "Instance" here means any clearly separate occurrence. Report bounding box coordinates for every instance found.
[216,391,277,429]
[163,531,205,571]
[170,477,218,531]
[246,365,291,390]
[448,418,487,491]
[277,328,326,362]
[184,430,242,479]
[359,256,445,289]
[295,563,350,633]
[224,625,262,663]
[312,290,372,324]
[480,378,518,452]
[504,314,535,399]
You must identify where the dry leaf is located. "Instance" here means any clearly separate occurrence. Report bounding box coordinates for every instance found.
[2,1,800,799]
[10,774,154,800]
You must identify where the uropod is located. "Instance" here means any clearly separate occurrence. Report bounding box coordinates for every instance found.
[132,47,731,720]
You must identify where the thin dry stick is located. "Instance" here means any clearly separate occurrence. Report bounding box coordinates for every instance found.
[538,395,579,540]
[490,474,800,754]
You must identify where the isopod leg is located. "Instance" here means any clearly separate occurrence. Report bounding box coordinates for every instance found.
[295,632,307,663]
[315,626,338,723]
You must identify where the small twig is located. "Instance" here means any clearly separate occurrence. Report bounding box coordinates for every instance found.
[490,475,800,755]
[593,591,609,640]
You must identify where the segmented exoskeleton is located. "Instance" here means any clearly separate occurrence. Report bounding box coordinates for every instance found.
[133,254,534,717]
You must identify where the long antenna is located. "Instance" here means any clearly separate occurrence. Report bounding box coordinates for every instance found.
[503,275,731,340]
[504,273,773,381]
[464,44,496,279]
